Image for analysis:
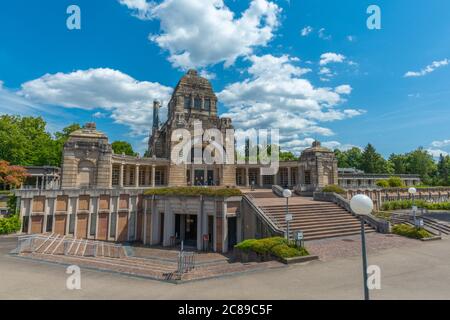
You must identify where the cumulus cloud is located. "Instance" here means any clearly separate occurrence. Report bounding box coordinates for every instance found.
[301,26,313,37]
[19,68,173,136]
[427,148,448,158]
[431,139,450,148]
[404,59,449,77]
[318,28,331,40]
[218,54,364,152]
[121,0,281,69]
[320,52,346,66]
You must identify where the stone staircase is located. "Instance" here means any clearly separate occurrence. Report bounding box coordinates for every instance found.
[259,201,375,241]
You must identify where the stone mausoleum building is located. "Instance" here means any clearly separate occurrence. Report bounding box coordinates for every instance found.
[14,70,421,252]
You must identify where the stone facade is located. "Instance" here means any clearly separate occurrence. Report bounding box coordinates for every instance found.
[14,70,344,252]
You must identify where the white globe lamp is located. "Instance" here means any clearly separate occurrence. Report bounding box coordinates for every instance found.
[283,189,292,198]
[350,194,374,216]
[408,187,417,195]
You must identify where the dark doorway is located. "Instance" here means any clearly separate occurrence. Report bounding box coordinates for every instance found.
[207,170,214,186]
[208,215,214,251]
[227,217,237,250]
[159,212,164,245]
[184,215,197,247]
[194,170,205,186]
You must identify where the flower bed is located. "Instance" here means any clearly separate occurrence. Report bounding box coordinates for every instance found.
[233,237,311,264]
[392,224,432,240]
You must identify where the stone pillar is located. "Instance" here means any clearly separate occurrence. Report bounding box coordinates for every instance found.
[245,168,250,187]
[152,165,156,187]
[259,168,263,188]
[135,165,140,188]
[145,166,150,186]
[119,164,124,187]
[288,167,292,187]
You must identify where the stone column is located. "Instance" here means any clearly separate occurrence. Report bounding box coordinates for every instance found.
[288,167,292,187]
[152,165,156,187]
[145,166,150,186]
[245,168,250,187]
[119,164,124,187]
[259,168,263,188]
[135,165,140,188]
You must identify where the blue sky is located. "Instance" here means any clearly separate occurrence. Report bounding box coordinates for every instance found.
[0,0,449,157]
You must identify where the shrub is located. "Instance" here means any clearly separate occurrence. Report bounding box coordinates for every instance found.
[322,185,346,195]
[392,224,432,239]
[0,214,21,235]
[234,237,309,259]
[387,176,405,188]
[376,180,390,188]
[145,187,242,197]
[382,200,450,211]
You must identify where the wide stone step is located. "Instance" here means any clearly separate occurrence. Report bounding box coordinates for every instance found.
[275,220,362,230]
[267,213,356,221]
[263,209,350,215]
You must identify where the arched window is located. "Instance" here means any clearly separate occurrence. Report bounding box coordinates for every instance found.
[77,160,95,188]
[184,96,191,109]
[204,99,211,111]
[194,97,202,109]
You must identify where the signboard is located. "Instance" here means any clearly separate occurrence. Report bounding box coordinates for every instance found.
[415,219,424,228]
[294,231,304,241]
[203,234,209,241]
[285,214,293,222]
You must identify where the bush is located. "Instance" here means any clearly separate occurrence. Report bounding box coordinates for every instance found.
[0,214,21,235]
[376,180,390,188]
[145,187,243,197]
[322,185,346,195]
[382,200,450,211]
[387,176,405,188]
[392,224,432,239]
[234,237,309,259]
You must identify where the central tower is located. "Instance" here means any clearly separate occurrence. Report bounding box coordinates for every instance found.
[148,70,235,187]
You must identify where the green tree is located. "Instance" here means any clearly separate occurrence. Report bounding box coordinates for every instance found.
[334,147,363,169]
[437,154,450,186]
[389,153,408,174]
[405,148,437,184]
[112,141,137,156]
[280,151,297,161]
[360,144,391,174]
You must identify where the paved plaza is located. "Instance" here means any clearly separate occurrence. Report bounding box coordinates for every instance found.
[1,234,450,300]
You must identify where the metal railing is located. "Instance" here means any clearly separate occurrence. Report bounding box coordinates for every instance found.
[177,251,196,274]
[242,195,285,237]
[314,192,391,233]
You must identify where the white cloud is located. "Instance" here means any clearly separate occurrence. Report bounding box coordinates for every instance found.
[218,54,364,152]
[320,52,346,66]
[347,35,355,42]
[199,70,216,80]
[118,0,153,19]
[404,59,449,78]
[318,28,331,40]
[335,85,352,95]
[301,26,313,37]
[427,148,448,158]
[121,0,281,69]
[93,111,107,119]
[19,68,173,136]
[322,141,361,152]
[431,139,450,148]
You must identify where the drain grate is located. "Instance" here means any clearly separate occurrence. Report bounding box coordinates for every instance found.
[341,239,355,242]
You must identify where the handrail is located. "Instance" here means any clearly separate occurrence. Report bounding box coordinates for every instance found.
[242,195,284,237]
[272,185,284,197]
[314,192,391,233]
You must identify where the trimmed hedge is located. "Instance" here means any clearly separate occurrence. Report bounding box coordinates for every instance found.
[382,200,450,211]
[144,187,243,197]
[0,214,21,235]
[321,185,346,195]
[392,224,432,239]
[235,237,309,259]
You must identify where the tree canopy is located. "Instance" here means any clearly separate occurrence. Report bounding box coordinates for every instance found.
[0,115,80,167]
[112,141,137,156]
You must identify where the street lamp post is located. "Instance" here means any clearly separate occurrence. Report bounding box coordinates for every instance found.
[283,189,292,241]
[409,187,417,225]
[350,194,374,301]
